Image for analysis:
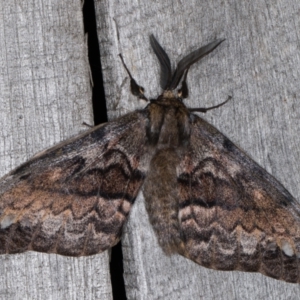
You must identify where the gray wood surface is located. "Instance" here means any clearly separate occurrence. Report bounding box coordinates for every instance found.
[0,1,112,299]
[95,0,300,299]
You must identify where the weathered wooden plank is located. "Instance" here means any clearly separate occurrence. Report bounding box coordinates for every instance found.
[0,1,112,299]
[95,0,300,298]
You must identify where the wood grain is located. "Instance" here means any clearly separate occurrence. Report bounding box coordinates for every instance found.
[0,1,112,299]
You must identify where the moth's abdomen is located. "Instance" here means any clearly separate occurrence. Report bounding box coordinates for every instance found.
[143,148,185,254]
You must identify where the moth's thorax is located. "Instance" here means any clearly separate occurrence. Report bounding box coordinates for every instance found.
[146,95,191,147]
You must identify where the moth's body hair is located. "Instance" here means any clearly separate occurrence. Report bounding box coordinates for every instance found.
[144,95,192,254]
[0,34,300,284]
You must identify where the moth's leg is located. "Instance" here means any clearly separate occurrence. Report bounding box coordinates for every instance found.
[188,95,232,113]
[119,54,148,101]
[82,121,93,128]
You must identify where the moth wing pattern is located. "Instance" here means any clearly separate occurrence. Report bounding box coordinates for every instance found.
[178,114,300,283]
[0,111,148,256]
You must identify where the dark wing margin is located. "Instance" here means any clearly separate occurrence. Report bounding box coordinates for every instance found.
[178,114,300,283]
[0,111,148,256]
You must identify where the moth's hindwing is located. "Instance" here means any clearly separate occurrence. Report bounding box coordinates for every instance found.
[178,115,300,283]
[0,111,148,256]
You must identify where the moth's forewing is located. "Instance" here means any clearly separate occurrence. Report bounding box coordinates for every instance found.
[0,112,148,256]
[177,115,300,283]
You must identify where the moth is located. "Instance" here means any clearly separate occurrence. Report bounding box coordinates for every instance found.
[0,35,300,285]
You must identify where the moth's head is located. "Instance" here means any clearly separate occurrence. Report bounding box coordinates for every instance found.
[120,35,225,103]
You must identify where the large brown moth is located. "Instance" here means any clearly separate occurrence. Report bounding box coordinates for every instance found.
[0,34,300,285]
